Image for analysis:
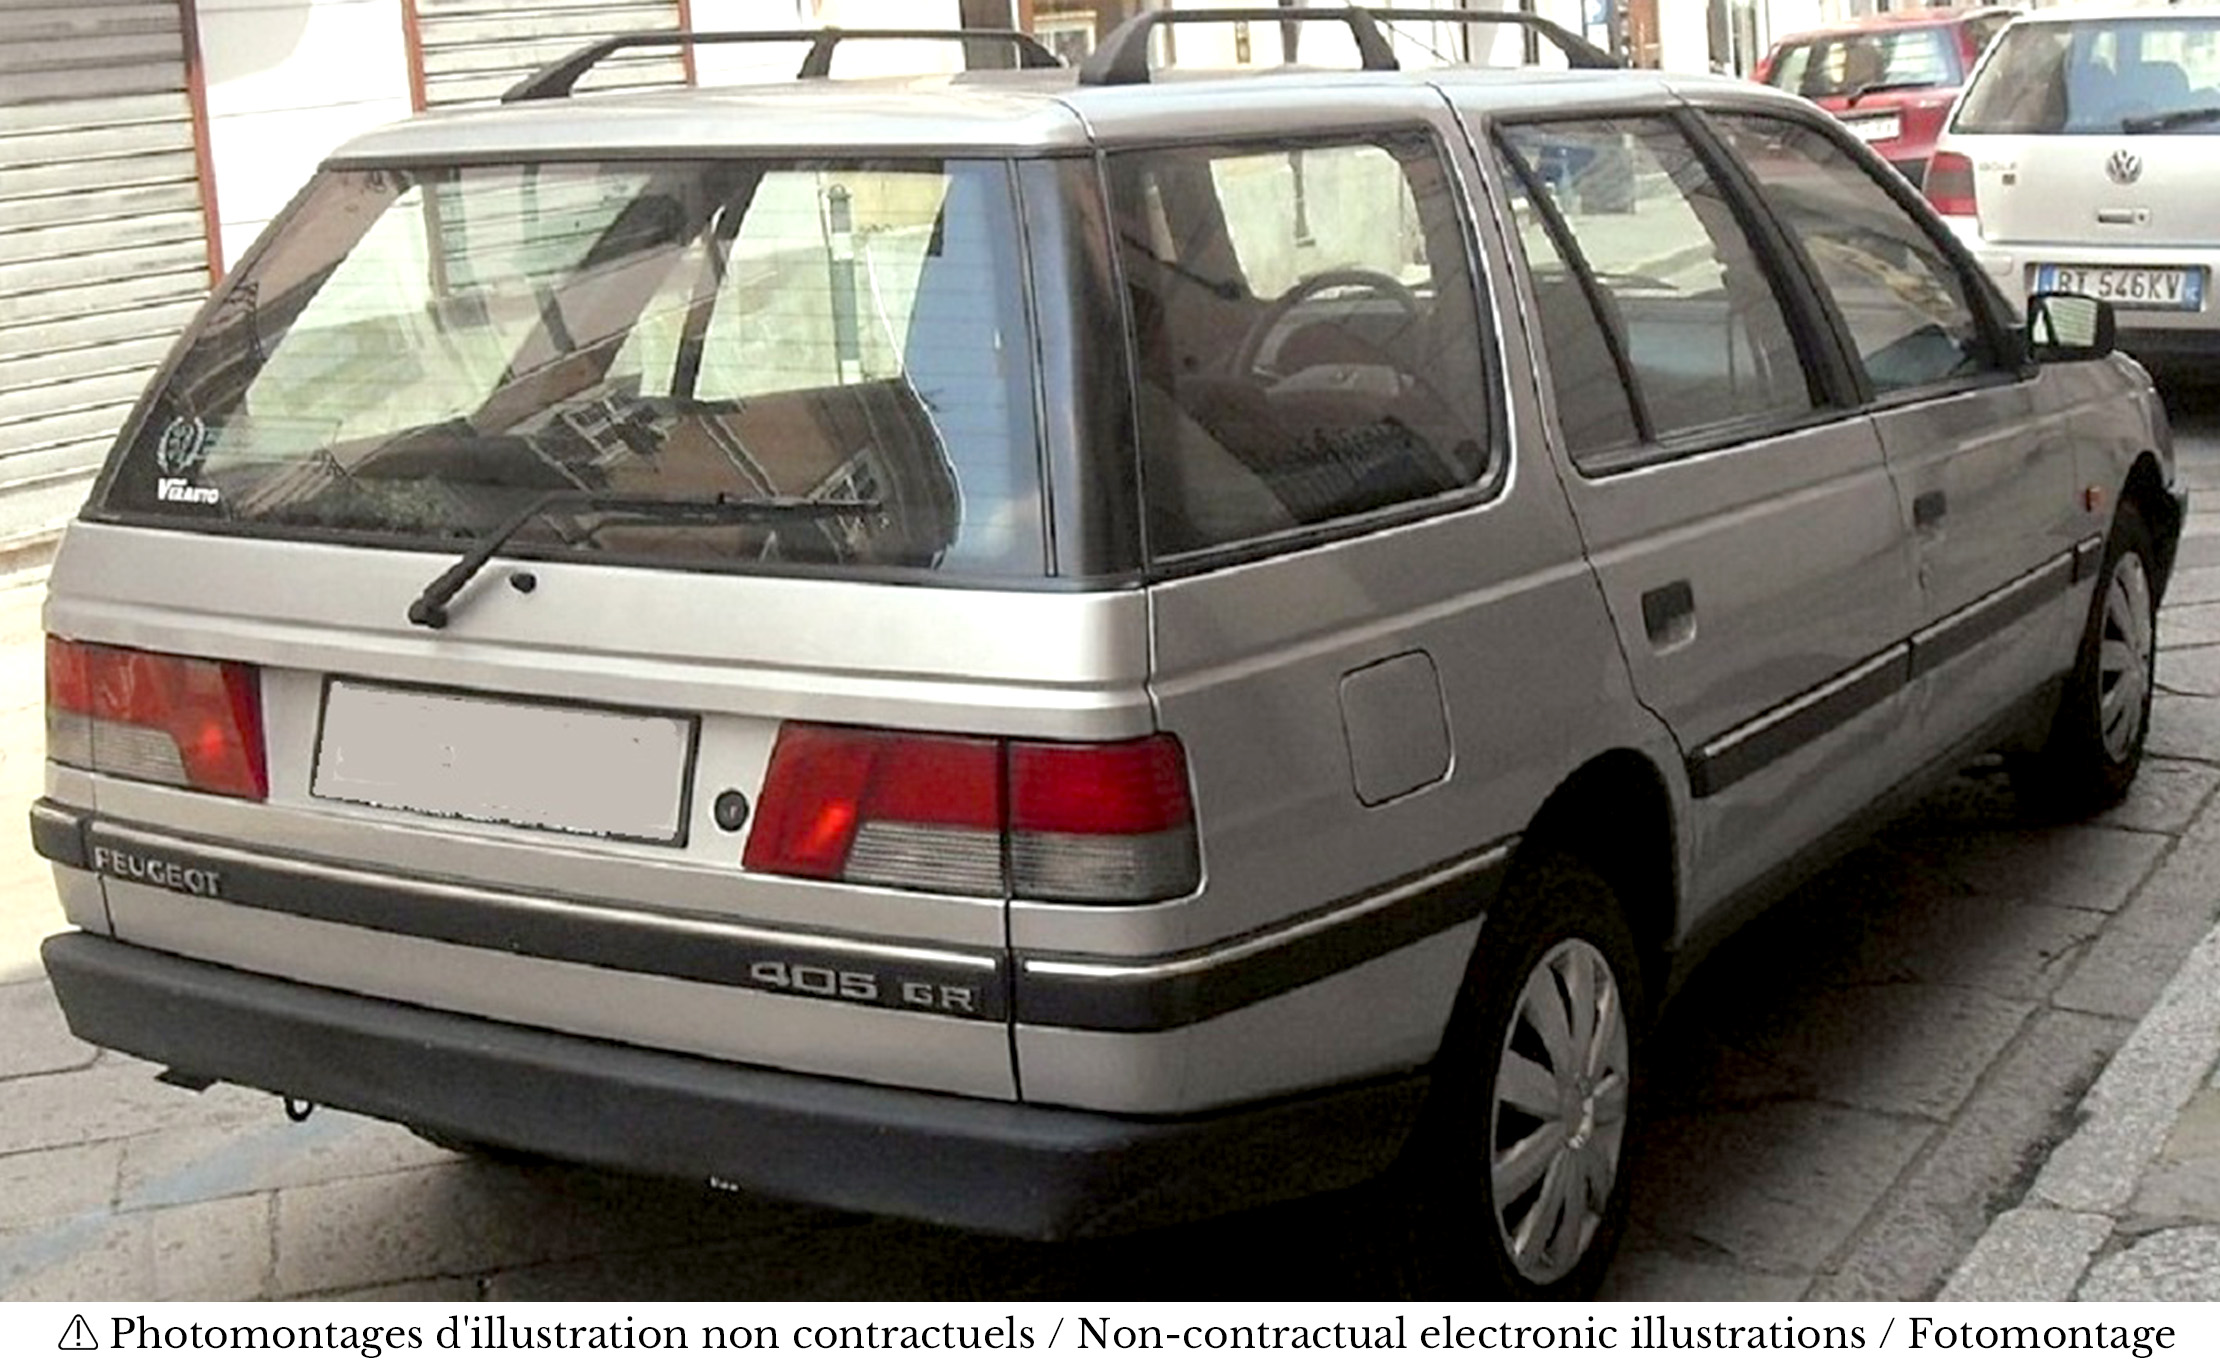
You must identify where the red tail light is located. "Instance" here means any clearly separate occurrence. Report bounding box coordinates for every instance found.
[46,638,268,800]
[1924,151,1977,218]
[744,723,1199,903]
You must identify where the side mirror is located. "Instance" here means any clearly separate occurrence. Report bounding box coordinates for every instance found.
[2027,292,2116,363]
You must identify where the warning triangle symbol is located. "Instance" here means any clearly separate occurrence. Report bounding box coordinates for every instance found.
[59,1314,98,1351]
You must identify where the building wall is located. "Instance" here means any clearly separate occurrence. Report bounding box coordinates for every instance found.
[198,0,412,268]
[175,0,2020,274]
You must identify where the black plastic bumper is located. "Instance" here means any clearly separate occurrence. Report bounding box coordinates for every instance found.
[41,932,1428,1240]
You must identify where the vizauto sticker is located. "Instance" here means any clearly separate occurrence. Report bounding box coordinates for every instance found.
[156,477,220,505]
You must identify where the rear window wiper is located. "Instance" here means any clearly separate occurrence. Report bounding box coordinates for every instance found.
[407,489,880,629]
[1843,81,1928,106]
[2121,106,2220,135]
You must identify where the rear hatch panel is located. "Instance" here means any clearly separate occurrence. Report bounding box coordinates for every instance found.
[48,522,1156,1100]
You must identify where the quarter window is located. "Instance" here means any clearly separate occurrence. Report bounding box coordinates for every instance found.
[1107,134,1491,558]
[1710,113,1997,394]
[1498,117,1820,460]
[1497,173,1640,461]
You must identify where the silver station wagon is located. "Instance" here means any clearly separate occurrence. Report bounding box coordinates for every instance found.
[33,8,2183,1297]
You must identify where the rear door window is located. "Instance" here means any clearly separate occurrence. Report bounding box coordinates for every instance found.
[1497,117,1822,464]
[98,159,1048,579]
[1106,133,1494,559]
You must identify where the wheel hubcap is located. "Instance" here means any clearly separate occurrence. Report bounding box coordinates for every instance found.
[2098,552,2153,764]
[1490,938,1631,1285]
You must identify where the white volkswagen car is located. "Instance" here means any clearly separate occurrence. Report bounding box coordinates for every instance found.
[1928,3,2220,366]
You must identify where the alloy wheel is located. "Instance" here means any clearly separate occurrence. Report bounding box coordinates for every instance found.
[1489,937,1631,1285]
[2098,552,2154,764]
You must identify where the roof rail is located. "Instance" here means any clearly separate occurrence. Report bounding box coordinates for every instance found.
[1365,9,1618,70]
[1076,5,1618,86]
[502,27,1062,103]
[1078,6,1400,85]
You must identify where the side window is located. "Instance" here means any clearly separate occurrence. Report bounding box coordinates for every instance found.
[1878,28,1952,87]
[1498,117,1819,456]
[1710,113,1999,394]
[1107,134,1492,559]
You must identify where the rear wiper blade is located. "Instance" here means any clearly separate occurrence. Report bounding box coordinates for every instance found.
[1843,81,1926,106]
[407,489,880,629]
[2121,105,2220,134]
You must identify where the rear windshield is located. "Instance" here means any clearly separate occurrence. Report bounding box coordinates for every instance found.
[96,159,1049,578]
[1763,25,1957,100]
[1954,17,2220,134]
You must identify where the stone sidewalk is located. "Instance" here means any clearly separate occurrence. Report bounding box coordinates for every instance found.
[1941,562,2220,1302]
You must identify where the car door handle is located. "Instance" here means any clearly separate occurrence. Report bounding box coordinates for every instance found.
[1914,490,1947,528]
[1641,580,1696,649]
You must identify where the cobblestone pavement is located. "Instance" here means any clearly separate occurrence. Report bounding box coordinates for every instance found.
[2,388,2217,1303]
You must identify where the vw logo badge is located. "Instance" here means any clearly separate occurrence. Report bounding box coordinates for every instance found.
[2105,149,2143,185]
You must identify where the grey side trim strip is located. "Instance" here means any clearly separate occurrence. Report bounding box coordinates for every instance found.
[36,806,1513,1035]
[1017,841,1513,1032]
[1688,547,2083,799]
[1909,552,2074,680]
[2072,533,2106,585]
[29,799,88,870]
[66,816,1009,1021]
[1688,645,1909,799]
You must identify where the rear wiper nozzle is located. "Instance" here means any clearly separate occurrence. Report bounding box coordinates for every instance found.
[406,489,881,629]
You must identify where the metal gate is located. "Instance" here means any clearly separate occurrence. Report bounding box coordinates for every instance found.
[410,0,691,107]
[0,0,214,550]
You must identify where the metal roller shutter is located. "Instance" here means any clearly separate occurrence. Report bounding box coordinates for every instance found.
[411,0,690,108]
[0,0,213,548]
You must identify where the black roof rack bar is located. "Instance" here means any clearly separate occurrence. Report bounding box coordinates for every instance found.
[502,27,1061,103]
[1365,10,1617,70]
[1078,6,1400,86]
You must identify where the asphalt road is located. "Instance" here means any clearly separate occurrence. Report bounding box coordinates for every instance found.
[2,377,2217,1301]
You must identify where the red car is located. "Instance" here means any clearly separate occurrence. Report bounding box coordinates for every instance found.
[1754,7,2016,185]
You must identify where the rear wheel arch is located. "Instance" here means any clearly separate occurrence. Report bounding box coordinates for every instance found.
[1391,750,1677,1296]
[1507,749,1679,1002]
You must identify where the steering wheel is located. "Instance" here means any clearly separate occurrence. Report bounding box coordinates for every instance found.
[1233,268,1423,379]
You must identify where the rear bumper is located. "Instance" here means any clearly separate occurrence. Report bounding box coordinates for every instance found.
[39,931,1428,1240]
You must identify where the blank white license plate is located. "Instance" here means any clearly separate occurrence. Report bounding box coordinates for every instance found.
[2036,264,2207,310]
[313,682,694,843]
[1843,112,1901,143]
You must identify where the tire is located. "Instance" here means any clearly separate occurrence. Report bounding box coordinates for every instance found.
[1396,854,1646,1299]
[2013,505,2158,816]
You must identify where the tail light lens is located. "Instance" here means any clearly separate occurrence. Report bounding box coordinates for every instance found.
[744,723,1200,904]
[46,638,268,800]
[1924,150,1977,218]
